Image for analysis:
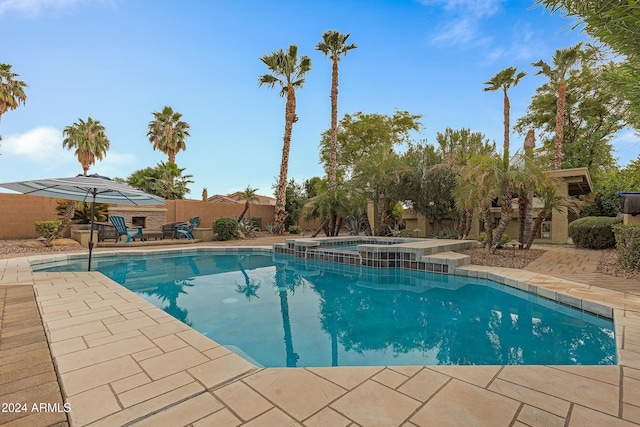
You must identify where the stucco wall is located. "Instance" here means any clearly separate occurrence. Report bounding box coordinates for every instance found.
[0,194,278,239]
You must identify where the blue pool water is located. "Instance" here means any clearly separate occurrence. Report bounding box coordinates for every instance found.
[37,252,617,367]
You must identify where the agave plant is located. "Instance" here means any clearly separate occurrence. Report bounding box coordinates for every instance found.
[238,218,260,237]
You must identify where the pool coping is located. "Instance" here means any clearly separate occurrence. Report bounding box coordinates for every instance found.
[1,246,640,426]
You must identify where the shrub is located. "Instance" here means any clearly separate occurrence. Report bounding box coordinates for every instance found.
[213,217,238,241]
[477,232,510,247]
[188,216,201,227]
[35,220,62,239]
[288,225,303,234]
[569,216,621,249]
[613,224,640,271]
[477,232,488,245]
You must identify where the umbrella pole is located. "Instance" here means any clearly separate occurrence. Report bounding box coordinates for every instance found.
[88,198,97,271]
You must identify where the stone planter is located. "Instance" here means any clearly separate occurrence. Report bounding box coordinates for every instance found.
[192,228,213,241]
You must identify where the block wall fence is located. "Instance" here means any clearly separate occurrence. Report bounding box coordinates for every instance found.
[0,194,325,239]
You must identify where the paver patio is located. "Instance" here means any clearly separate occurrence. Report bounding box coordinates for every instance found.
[0,243,639,426]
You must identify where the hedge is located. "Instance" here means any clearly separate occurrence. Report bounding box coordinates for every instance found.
[613,224,640,272]
[568,216,621,249]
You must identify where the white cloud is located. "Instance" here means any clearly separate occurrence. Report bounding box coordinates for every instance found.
[2,126,70,162]
[0,0,112,17]
[1,126,137,178]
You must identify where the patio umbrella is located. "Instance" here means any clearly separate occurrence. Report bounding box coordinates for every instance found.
[0,174,165,271]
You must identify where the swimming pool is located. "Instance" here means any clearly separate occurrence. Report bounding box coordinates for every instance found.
[37,251,617,367]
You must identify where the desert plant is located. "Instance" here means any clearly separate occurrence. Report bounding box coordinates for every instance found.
[213,217,238,241]
[479,231,511,247]
[55,200,108,224]
[433,228,458,239]
[238,218,260,237]
[613,224,640,271]
[569,216,621,249]
[265,223,276,234]
[288,225,303,234]
[247,217,262,230]
[35,220,62,240]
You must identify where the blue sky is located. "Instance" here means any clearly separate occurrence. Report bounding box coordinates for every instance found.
[1,0,638,199]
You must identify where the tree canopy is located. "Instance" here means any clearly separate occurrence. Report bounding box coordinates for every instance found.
[147,106,190,164]
[0,63,27,143]
[534,0,640,125]
[516,52,630,179]
[62,117,110,175]
[319,110,422,180]
[127,161,193,200]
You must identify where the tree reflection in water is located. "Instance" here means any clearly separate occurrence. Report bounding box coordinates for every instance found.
[274,264,304,367]
[142,279,194,326]
[301,265,615,366]
[235,256,261,301]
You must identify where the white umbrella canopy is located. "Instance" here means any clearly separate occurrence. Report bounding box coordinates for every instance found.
[0,174,165,205]
[0,174,166,270]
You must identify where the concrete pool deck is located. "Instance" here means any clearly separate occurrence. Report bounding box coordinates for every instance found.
[1,245,639,426]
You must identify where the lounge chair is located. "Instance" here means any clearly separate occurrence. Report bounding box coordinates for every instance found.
[109,215,144,243]
[173,216,199,240]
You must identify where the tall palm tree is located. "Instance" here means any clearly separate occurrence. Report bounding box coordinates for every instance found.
[533,43,583,169]
[62,117,110,175]
[259,45,312,234]
[236,185,259,221]
[58,117,110,238]
[147,106,190,164]
[0,63,28,142]
[483,66,527,166]
[316,31,357,190]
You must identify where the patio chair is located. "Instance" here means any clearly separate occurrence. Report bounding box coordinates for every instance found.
[173,216,199,240]
[162,221,186,239]
[109,215,144,243]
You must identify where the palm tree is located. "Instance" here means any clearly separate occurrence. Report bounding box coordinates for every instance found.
[147,106,190,164]
[532,43,583,169]
[259,45,312,234]
[59,117,110,238]
[237,186,259,221]
[352,148,406,236]
[306,187,350,237]
[456,154,500,248]
[524,179,581,249]
[483,66,526,166]
[0,63,28,142]
[316,31,357,190]
[62,117,110,175]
